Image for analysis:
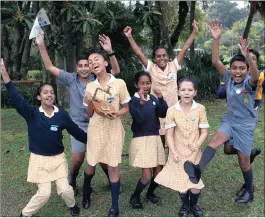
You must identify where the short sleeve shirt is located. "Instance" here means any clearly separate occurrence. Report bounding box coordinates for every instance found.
[145,58,180,107]
[58,70,95,123]
[222,70,257,120]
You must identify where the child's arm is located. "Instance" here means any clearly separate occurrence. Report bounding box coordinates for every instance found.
[166,128,180,163]
[36,33,61,77]
[83,92,94,118]
[99,34,120,75]
[238,37,259,87]
[123,26,148,69]
[64,111,87,144]
[209,23,227,76]
[156,97,168,118]
[177,20,198,65]
[129,99,145,124]
[1,60,34,121]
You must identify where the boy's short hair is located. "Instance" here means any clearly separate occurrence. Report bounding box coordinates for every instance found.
[230,54,249,68]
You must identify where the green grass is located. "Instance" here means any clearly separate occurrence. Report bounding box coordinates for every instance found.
[1,100,264,217]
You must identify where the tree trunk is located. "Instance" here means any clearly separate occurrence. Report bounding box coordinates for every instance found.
[170,1,189,49]
[1,25,12,75]
[190,1,196,59]
[243,1,257,40]
[20,30,32,79]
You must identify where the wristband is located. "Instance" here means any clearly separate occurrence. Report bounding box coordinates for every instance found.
[108,51,116,57]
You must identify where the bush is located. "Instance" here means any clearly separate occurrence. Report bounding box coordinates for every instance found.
[1,84,40,108]
[179,51,221,100]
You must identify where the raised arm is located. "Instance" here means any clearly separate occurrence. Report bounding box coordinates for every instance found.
[123,26,148,69]
[36,33,60,77]
[209,22,226,76]
[177,20,198,65]
[99,34,120,75]
[238,37,259,87]
[1,59,34,120]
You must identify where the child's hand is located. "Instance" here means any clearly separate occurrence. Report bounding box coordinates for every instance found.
[99,34,113,54]
[153,88,162,98]
[138,89,145,101]
[192,20,199,33]
[189,143,199,152]
[84,92,93,105]
[36,31,45,46]
[104,111,118,120]
[207,21,222,40]
[238,36,250,59]
[123,26,132,38]
[0,58,7,74]
[173,152,180,163]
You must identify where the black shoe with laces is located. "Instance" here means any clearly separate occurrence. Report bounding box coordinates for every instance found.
[108,208,119,217]
[178,204,190,217]
[184,161,201,184]
[191,205,203,217]
[235,190,253,205]
[70,204,80,217]
[236,184,254,197]
[130,195,143,209]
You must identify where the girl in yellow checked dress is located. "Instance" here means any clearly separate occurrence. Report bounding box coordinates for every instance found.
[155,79,209,217]
[83,51,131,217]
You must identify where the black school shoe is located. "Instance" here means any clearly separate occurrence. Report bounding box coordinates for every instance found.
[82,197,91,209]
[235,190,254,205]
[236,184,254,197]
[190,205,203,217]
[250,148,261,164]
[146,193,161,204]
[184,161,201,184]
[108,208,119,217]
[130,195,143,209]
[178,204,190,217]
[70,204,80,217]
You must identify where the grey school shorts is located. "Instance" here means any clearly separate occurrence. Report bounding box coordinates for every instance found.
[71,122,88,153]
[218,116,256,156]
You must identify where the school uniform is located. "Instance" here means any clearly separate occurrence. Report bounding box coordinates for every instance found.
[4,81,87,216]
[58,70,95,153]
[84,74,131,167]
[129,93,168,168]
[145,59,180,135]
[254,71,264,109]
[155,101,209,192]
[218,71,257,156]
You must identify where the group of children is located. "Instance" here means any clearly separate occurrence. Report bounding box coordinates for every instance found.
[1,20,263,217]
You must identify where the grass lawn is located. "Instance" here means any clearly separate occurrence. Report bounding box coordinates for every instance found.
[1,99,264,217]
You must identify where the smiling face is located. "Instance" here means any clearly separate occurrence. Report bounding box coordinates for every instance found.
[88,53,108,76]
[178,81,197,104]
[230,61,248,84]
[136,75,152,96]
[153,48,169,69]
[37,84,55,107]
[76,59,90,79]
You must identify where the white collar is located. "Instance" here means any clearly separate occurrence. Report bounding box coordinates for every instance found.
[134,92,151,101]
[174,100,198,111]
[39,105,59,118]
[94,74,115,86]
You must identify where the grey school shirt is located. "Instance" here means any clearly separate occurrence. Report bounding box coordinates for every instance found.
[223,70,257,122]
[58,70,95,125]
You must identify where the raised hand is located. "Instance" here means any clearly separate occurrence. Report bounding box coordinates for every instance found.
[192,20,199,32]
[207,21,222,40]
[238,36,250,58]
[123,26,132,38]
[0,58,10,83]
[35,30,45,46]
[99,34,113,54]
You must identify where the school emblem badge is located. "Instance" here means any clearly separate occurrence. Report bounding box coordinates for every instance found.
[50,125,59,131]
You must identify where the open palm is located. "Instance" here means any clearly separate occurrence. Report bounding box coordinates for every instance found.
[99,34,112,54]
[208,23,222,40]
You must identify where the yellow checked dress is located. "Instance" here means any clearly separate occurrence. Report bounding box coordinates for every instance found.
[145,59,180,135]
[155,101,209,192]
[85,74,131,167]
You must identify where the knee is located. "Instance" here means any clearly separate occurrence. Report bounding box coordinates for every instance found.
[224,147,232,155]
[239,159,250,171]
[38,187,51,200]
